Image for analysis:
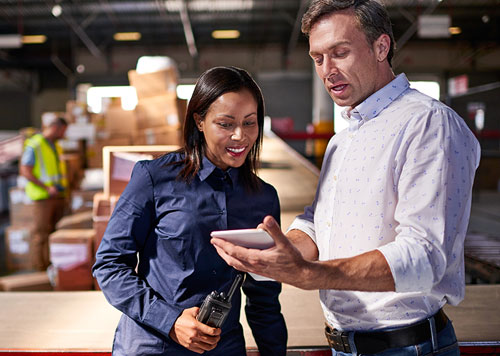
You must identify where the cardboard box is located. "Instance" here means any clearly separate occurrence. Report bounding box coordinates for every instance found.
[86,135,131,168]
[8,187,35,227]
[103,106,138,135]
[70,189,98,213]
[5,225,33,272]
[65,100,89,124]
[65,122,96,142]
[92,193,118,254]
[49,229,95,290]
[102,145,179,197]
[92,192,119,291]
[61,152,84,191]
[177,98,187,126]
[132,126,182,146]
[0,271,52,291]
[135,92,180,129]
[128,68,178,99]
[55,210,93,230]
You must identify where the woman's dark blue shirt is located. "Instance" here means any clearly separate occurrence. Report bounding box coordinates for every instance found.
[92,152,287,355]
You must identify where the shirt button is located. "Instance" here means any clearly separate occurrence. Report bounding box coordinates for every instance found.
[333,175,337,181]
[212,270,217,275]
[349,134,354,139]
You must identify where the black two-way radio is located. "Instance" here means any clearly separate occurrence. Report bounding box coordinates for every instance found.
[196,273,244,328]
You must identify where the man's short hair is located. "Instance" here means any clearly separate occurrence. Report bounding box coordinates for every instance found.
[53,117,68,127]
[301,0,396,67]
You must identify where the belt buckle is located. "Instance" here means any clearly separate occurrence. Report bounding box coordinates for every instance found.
[325,325,351,353]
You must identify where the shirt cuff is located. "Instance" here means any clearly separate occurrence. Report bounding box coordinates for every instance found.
[143,297,184,340]
[377,241,434,293]
[286,217,316,243]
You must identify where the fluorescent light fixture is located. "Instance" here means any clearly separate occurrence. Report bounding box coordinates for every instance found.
[212,30,240,39]
[113,32,142,41]
[87,86,138,113]
[22,35,47,44]
[0,34,22,48]
[418,15,451,38]
[176,84,196,101]
[449,27,461,35]
[165,0,254,12]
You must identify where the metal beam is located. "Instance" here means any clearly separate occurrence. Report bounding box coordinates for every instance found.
[284,0,308,68]
[179,0,198,59]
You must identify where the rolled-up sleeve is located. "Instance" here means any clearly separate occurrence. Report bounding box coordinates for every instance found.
[378,108,480,295]
[92,161,183,338]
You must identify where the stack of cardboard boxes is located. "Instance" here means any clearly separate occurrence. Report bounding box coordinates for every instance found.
[129,67,186,147]
[5,187,35,272]
[0,186,53,291]
[2,66,185,291]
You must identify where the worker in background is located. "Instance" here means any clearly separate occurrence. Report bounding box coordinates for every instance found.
[212,0,480,355]
[20,116,68,271]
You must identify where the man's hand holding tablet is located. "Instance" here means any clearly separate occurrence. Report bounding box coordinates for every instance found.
[210,228,275,281]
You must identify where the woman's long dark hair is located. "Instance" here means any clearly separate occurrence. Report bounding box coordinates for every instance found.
[177,66,264,192]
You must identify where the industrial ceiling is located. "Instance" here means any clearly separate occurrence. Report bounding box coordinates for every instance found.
[0,0,499,72]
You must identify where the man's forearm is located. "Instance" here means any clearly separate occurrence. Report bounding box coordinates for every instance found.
[297,249,395,292]
[286,229,319,261]
[20,165,47,190]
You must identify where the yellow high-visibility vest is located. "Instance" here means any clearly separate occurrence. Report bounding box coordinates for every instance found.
[24,133,67,201]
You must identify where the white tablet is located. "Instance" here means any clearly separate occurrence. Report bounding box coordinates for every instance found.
[210,228,275,249]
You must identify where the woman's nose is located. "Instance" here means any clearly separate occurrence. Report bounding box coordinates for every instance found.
[231,126,243,140]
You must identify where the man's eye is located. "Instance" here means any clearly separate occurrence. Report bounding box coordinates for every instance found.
[313,57,323,65]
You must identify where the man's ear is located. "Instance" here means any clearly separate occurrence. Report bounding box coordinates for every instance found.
[374,34,391,62]
[194,113,203,131]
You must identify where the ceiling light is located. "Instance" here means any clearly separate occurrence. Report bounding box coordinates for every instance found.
[418,15,451,38]
[212,30,240,39]
[482,15,490,24]
[52,5,62,17]
[22,35,47,44]
[76,64,86,74]
[113,32,142,41]
[165,0,254,12]
[0,34,22,48]
[449,27,461,35]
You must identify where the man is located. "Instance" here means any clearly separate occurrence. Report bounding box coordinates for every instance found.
[211,0,480,355]
[20,116,68,271]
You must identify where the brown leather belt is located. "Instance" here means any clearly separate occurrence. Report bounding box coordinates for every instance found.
[325,309,449,354]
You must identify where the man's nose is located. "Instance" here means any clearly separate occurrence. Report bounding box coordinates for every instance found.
[322,59,338,81]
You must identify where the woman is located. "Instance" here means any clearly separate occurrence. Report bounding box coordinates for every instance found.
[93,66,287,355]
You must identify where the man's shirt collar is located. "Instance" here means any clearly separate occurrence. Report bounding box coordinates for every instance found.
[342,73,410,131]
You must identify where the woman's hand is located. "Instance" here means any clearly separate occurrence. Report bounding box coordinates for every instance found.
[169,307,221,354]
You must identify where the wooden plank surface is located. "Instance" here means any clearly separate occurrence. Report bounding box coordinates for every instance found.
[0,285,499,351]
[1,135,498,352]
